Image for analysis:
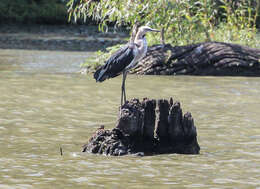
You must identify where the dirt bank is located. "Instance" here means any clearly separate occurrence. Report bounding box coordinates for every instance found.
[0,24,127,51]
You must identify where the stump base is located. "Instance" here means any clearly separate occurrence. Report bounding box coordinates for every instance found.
[82,98,200,156]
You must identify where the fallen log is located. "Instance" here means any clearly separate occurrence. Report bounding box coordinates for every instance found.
[82,98,200,156]
[132,42,260,76]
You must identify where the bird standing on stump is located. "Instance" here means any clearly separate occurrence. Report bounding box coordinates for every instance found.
[94,26,160,106]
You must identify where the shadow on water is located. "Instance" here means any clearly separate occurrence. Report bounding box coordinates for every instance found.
[0,48,260,188]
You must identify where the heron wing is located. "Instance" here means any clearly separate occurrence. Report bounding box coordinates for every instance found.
[94,44,135,82]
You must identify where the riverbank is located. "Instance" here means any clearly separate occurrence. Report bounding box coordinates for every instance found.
[1,24,259,77]
[0,24,127,51]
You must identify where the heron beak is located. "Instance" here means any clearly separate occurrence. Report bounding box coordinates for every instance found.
[149,28,160,32]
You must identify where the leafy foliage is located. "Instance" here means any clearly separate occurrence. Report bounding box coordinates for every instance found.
[0,0,68,24]
[68,0,259,47]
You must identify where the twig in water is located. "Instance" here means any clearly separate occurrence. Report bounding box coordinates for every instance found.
[60,146,63,156]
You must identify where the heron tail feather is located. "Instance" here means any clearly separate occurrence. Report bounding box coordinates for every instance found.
[93,67,107,82]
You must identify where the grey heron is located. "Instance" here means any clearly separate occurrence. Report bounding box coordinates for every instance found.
[94,26,160,106]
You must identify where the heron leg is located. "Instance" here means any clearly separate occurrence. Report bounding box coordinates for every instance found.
[121,71,127,106]
[123,72,127,103]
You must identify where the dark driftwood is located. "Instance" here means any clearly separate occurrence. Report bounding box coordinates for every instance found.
[132,42,260,76]
[82,98,200,156]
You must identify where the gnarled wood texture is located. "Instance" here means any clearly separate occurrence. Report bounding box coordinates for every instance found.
[82,98,200,156]
[132,42,260,76]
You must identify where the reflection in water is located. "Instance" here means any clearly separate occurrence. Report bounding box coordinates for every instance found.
[0,49,260,188]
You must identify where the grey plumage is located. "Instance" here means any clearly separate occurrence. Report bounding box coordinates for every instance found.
[94,45,135,82]
[93,26,160,106]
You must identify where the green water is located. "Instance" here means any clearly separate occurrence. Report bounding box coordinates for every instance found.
[0,49,260,188]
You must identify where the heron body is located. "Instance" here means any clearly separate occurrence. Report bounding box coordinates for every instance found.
[94,26,160,106]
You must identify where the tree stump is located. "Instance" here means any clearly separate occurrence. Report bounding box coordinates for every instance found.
[82,98,200,156]
[132,42,260,76]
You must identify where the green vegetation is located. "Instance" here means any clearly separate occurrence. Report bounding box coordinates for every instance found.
[0,0,68,24]
[68,0,259,46]
[68,0,260,70]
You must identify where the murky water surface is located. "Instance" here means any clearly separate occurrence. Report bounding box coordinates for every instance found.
[0,49,260,188]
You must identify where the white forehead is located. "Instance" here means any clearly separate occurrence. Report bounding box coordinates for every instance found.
[138,26,152,32]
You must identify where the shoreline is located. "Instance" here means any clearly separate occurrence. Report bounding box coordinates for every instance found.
[0,24,128,52]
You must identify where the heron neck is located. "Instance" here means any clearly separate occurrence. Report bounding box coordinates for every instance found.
[134,31,144,41]
[134,36,147,50]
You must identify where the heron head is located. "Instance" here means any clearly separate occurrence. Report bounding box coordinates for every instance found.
[139,26,160,33]
[136,26,160,39]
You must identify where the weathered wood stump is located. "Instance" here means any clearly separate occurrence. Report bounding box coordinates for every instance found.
[82,98,200,156]
[132,42,260,76]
